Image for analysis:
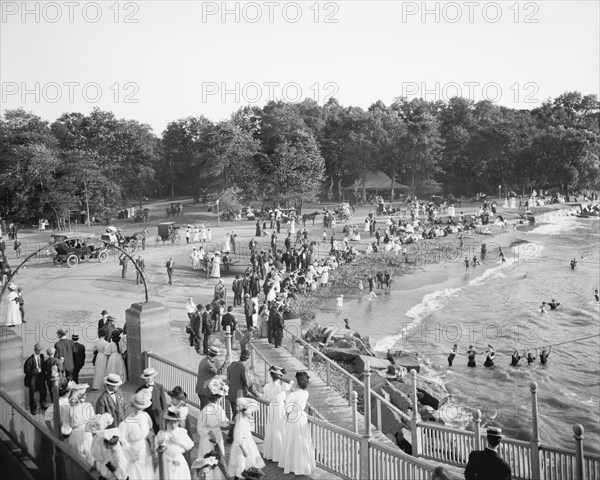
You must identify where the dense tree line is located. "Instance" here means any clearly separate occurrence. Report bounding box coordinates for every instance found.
[1,92,598,224]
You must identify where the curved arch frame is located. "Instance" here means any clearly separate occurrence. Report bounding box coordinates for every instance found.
[1,238,149,303]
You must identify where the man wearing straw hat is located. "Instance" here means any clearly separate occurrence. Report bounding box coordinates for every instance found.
[226,350,260,443]
[464,426,512,480]
[136,367,168,434]
[96,373,126,428]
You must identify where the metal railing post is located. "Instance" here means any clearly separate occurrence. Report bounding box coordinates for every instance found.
[157,444,168,480]
[410,369,422,457]
[225,326,232,359]
[250,345,255,371]
[51,367,61,438]
[530,382,541,480]
[348,377,353,406]
[473,409,482,451]
[573,424,585,480]
[307,347,313,370]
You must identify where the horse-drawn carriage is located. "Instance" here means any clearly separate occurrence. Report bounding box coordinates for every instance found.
[157,222,180,244]
[51,233,108,267]
[100,226,148,253]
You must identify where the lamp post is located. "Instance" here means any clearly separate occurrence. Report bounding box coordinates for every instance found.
[216,199,220,228]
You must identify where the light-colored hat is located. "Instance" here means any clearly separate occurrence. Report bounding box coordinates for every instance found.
[85,413,114,432]
[237,397,259,414]
[487,427,503,438]
[162,405,181,421]
[7,282,17,291]
[70,383,89,392]
[207,377,228,396]
[191,455,219,470]
[103,373,122,386]
[141,367,157,379]
[208,346,219,356]
[269,366,285,376]
[131,390,152,410]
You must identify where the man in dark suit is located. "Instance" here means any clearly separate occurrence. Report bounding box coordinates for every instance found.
[135,367,167,434]
[23,343,47,414]
[232,275,243,306]
[226,351,260,442]
[221,305,237,336]
[55,329,75,380]
[244,294,254,330]
[201,304,214,355]
[71,334,86,383]
[42,347,63,401]
[465,427,512,480]
[195,346,222,409]
[96,373,126,428]
[98,309,109,335]
[188,304,203,353]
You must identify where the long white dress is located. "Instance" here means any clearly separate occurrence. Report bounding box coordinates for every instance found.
[201,227,207,242]
[228,414,265,477]
[66,402,96,467]
[196,403,229,480]
[288,221,296,235]
[193,228,200,243]
[92,338,110,390]
[278,389,316,475]
[157,427,194,480]
[4,291,22,326]
[210,255,221,278]
[263,380,292,462]
[224,234,232,253]
[119,410,154,480]
[206,228,212,242]
[364,219,370,232]
[106,341,128,383]
[320,266,331,286]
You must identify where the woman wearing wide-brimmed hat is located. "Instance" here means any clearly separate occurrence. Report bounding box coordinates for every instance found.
[262,366,292,463]
[196,378,230,479]
[118,390,154,480]
[278,371,316,475]
[156,406,195,480]
[228,397,265,479]
[65,383,95,466]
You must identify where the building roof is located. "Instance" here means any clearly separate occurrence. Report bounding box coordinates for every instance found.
[343,171,411,191]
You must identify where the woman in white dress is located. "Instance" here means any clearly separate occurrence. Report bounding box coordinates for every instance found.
[206,228,212,242]
[364,218,370,232]
[263,366,292,462]
[106,330,127,383]
[66,384,96,467]
[92,329,111,390]
[224,234,232,253]
[196,379,230,480]
[288,219,296,235]
[119,390,155,480]
[3,282,22,326]
[228,398,265,479]
[279,371,316,475]
[190,248,200,270]
[193,227,200,243]
[210,252,221,278]
[201,226,207,243]
[448,205,456,217]
[156,406,195,480]
[320,265,331,287]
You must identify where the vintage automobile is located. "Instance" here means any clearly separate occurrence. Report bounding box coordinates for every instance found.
[157,222,179,243]
[51,233,108,267]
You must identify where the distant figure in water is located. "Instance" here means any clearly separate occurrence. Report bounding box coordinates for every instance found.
[358,280,364,295]
[448,344,459,367]
[540,346,552,364]
[464,256,471,273]
[547,299,560,310]
[466,345,477,367]
[594,287,599,302]
[344,318,350,330]
[526,349,537,365]
[367,275,377,300]
[498,246,506,263]
[539,302,547,313]
[472,255,480,268]
[570,258,578,270]
[336,294,344,313]
[483,345,495,367]
[510,349,524,367]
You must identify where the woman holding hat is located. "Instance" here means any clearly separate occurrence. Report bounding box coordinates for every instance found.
[90,427,129,480]
[156,406,195,480]
[279,371,316,475]
[196,378,230,479]
[262,366,292,462]
[118,390,154,480]
[168,386,194,466]
[228,397,265,480]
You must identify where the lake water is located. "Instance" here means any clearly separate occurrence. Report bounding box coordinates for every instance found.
[315,214,600,453]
